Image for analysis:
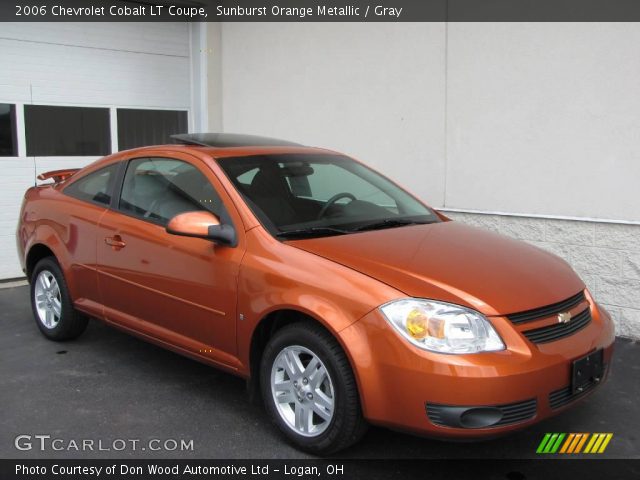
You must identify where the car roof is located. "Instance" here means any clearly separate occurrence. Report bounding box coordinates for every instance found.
[113,133,339,159]
[171,133,302,148]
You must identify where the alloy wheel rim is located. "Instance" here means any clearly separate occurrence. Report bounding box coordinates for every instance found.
[270,345,335,437]
[34,270,62,329]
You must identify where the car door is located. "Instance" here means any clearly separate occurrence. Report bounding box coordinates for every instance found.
[59,162,120,316]
[96,154,243,366]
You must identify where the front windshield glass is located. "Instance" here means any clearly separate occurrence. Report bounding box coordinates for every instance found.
[217,153,440,238]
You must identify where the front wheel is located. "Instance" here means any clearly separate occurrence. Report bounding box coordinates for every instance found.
[260,321,367,454]
[30,257,88,341]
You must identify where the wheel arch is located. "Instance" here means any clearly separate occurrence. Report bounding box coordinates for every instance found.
[246,308,364,408]
[24,225,75,290]
[25,243,58,281]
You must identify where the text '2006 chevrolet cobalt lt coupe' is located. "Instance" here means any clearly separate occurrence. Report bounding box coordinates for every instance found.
[16,133,614,454]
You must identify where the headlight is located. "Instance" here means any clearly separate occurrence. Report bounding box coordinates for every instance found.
[379,299,505,354]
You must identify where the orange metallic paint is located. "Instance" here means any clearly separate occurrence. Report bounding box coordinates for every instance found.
[338,302,614,437]
[287,221,586,316]
[166,211,221,237]
[16,143,615,439]
[36,168,81,182]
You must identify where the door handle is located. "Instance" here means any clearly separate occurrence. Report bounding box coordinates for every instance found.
[105,235,126,250]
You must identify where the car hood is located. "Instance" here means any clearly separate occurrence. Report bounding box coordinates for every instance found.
[286,221,584,316]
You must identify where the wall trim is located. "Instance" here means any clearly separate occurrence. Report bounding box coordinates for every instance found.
[439,208,640,226]
[188,22,208,133]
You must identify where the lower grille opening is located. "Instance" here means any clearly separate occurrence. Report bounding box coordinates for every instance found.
[426,399,537,429]
[549,366,606,409]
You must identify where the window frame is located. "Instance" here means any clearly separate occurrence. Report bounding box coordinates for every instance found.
[24,104,112,157]
[0,103,18,157]
[113,155,233,230]
[216,153,440,238]
[116,108,188,151]
[62,162,122,208]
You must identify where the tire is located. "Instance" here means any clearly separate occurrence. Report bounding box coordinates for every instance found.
[30,257,89,341]
[260,321,367,454]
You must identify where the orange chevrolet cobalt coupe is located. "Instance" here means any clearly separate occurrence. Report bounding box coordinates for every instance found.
[17,134,614,454]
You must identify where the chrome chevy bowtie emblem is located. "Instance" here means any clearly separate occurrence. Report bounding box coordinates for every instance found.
[557,312,572,324]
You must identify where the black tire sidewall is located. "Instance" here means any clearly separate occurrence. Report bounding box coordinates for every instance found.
[260,322,359,454]
[30,257,78,340]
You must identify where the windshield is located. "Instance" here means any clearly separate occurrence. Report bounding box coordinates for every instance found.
[217,153,440,238]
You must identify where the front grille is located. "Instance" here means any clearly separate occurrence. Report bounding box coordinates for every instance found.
[522,308,591,344]
[426,398,537,428]
[549,370,604,409]
[506,291,586,324]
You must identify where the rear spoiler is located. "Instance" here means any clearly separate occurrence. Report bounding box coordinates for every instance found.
[36,169,80,183]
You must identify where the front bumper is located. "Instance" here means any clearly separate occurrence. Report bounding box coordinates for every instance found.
[338,299,615,438]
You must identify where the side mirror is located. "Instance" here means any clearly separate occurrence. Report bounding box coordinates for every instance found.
[166,211,237,247]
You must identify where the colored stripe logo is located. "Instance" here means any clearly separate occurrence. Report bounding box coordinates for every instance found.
[536,433,613,454]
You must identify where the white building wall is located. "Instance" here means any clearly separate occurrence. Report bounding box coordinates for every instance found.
[0,23,190,108]
[446,212,640,338]
[220,22,447,208]
[446,23,640,223]
[0,22,192,279]
[216,22,640,338]
[442,22,640,339]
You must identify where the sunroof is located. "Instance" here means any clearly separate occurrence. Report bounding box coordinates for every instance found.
[171,133,302,148]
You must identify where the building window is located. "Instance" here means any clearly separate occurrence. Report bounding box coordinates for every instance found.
[24,105,110,156]
[117,109,188,151]
[0,104,18,157]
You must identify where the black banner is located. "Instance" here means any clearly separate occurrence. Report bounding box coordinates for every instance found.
[4,0,640,22]
[2,459,640,480]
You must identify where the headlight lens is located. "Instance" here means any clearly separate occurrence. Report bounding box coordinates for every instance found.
[379,299,505,354]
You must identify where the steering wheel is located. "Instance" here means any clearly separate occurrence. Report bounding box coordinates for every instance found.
[317,192,356,219]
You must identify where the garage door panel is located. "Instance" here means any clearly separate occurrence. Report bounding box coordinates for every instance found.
[0,39,189,109]
[0,23,189,59]
[0,236,22,278]
[0,22,192,280]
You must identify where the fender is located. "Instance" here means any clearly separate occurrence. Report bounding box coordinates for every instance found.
[239,296,367,374]
[235,227,404,377]
[22,189,108,308]
[24,224,77,293]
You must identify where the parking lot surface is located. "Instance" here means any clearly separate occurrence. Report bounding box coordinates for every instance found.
[1,285,638,459]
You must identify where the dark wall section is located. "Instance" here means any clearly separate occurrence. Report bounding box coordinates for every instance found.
[24,105,111,156]
[0,104,17,157]
[117,109,188,151]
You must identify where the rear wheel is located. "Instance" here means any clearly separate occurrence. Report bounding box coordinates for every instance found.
[30,257,88,341]
[260,321,367,454]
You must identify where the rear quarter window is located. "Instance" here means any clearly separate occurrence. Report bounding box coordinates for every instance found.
[64,164,119,206]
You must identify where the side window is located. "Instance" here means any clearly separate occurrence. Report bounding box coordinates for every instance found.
[64,164,119,206]
[119,157,224,225]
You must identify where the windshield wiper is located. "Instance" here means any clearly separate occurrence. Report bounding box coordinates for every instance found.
[352,218,431,232]
[276,226,351,239]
